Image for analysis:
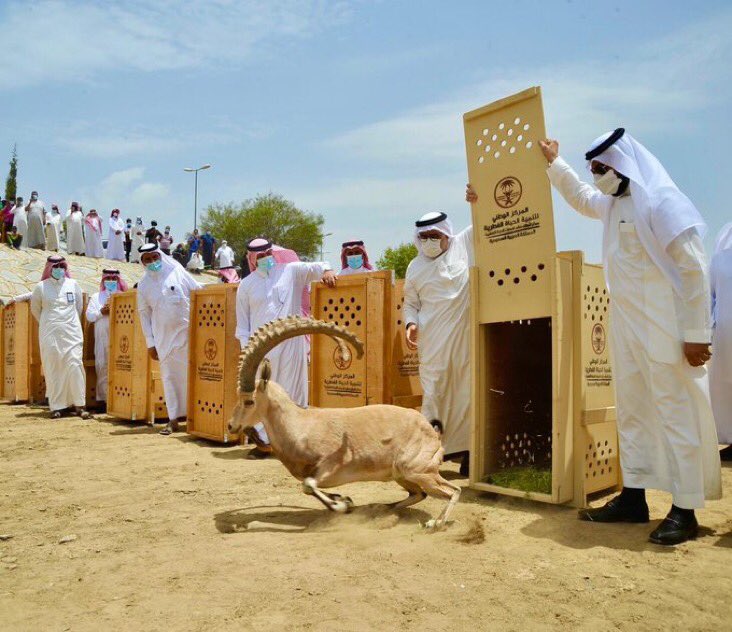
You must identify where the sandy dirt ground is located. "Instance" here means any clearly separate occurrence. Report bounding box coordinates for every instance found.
[0,403,730,632]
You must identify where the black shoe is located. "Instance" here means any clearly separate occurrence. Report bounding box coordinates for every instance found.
[649,508,698,546]
[720,445,732,462]
[459,454,470,477]
[578,495,650,523]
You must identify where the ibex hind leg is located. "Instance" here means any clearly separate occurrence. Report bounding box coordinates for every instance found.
[389,480,427,510]
[404,473,461,530]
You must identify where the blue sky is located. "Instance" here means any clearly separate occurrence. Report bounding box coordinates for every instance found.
[1,0,730,264]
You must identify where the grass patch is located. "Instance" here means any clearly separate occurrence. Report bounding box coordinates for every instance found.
[486,466,552,494]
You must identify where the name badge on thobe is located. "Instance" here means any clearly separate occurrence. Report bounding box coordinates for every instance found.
[66,292,75,304]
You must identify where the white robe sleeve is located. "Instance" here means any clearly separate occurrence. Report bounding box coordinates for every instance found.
[137,288,156,349]
[30,284,43,321]
[454,225,474,265]
[74,282,83,320]
[667,229,712,343]
[180,269,204,294]
[403,271,420,328]
[546,156,611,220]
[235,283,251,349]
[12,292,32,303]
[86,294,101,323]
[292,261,331,288]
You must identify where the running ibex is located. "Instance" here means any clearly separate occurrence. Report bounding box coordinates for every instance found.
[228,316,460,529]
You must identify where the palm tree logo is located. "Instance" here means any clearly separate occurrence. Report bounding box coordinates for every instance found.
[591,324,606,354]
[494,176,522,208]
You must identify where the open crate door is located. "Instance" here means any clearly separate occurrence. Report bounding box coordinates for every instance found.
[464,86,556,323]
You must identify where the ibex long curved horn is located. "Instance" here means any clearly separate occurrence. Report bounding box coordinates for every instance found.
[238,316,365,393]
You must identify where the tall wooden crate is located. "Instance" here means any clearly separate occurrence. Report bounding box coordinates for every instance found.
[310,271,392,407]
[186,284,240,442]
[107,291,168,422]
[7,301,45,404]
[1,305,12,401]
[81,294,98,408]
[464,87,619,506]
[391,280,422,409]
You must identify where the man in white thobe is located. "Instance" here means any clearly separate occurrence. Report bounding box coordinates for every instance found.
[86,269,128,408]
[403,212,473,477]
[236,237,336,456]
[137,243,202,435]
[130,218,145,263]
[338,239,375,276]
[45,205,62,252]
[25,191,46,250]
[65,202,85,255]
[84,209,104,258]
[107,209,126,261]
[710,223,732,460]
[30,256,90,419]
[12,196,27,250]
[538,129,721,545]
[215,240,235,269]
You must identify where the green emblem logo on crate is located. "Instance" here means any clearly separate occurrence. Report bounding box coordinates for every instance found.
[119,335,130,355]
[494,176,522,209]
[204,338,218,361]
[591,323,606,355]
[333,345,352,370]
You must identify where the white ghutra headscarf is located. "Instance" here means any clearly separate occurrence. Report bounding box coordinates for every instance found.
[586,130,707,295]
[413,211,454,257]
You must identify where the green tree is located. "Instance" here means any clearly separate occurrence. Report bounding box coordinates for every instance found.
[5,144,17,202]
[376,242,418,279]
[200,193,325,263]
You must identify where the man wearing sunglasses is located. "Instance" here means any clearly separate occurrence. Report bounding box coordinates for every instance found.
[535,129,721,545]
[403,210,474,476]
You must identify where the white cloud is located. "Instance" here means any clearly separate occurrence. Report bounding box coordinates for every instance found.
[79,167,171,216]
[0,0,353,87]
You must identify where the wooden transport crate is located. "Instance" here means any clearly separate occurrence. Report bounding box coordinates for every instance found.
[107,291,168,422]
[1,305,12,401]
[391,280,422,409]
[186,284,240,443]
[81,293,98,408]
[5,301,46,404]
[309,271,422,408]
[464,87,619,507]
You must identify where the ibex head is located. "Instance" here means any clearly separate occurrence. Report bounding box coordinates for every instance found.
[227,316,364,435]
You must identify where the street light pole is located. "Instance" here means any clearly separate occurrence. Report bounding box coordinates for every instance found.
[321,232,333,261]
[183,164,212,231]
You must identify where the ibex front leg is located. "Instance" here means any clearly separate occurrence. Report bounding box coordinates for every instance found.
[302,447,354,513]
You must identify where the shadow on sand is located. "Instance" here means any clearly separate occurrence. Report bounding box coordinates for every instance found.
[214,503,432,534]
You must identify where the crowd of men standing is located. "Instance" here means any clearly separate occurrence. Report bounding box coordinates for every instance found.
[0,193,234,270]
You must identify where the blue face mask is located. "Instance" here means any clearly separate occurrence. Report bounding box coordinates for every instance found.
[347,254,363,270]
[146,260,162,272]
[50,267,64,280]
[257,255,275,275]
[104,280,118,293]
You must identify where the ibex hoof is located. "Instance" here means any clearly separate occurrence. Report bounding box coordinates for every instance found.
[424,519,444,531]
[302,478,317,495]
[331,496,354,514]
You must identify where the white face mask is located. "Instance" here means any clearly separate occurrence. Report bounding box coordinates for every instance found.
[593,170,622,196]
[420,238,444,259]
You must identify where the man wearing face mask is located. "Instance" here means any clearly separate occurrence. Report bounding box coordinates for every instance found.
[30,256,90,419]
[86,269,128,409]
[159,226,173,255]
[215,240,235,269]
[124,218,133,262]
[137,243,202,436]
[403,211,474,476]
[537,130,721,545]
[338,239,374,276]
[25,190,46,250]
[235,237,336,456]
